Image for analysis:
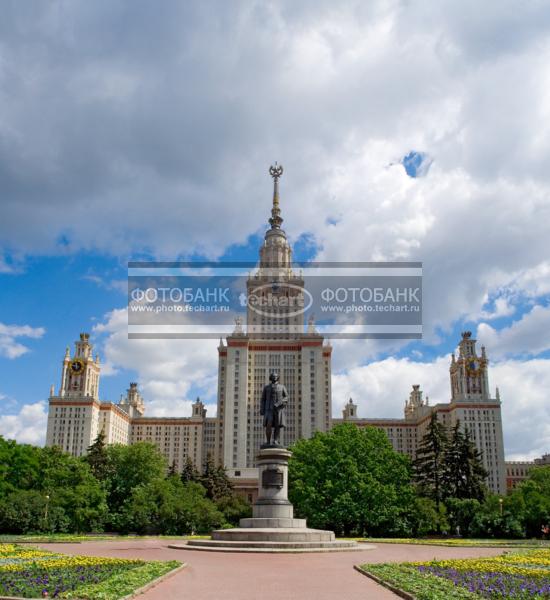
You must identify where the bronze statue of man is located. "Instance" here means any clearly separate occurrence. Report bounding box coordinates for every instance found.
[260,372,288,447]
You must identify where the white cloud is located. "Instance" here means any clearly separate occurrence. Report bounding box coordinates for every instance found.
[492,359,550,460]
[0,1,548,344]
[332,355,451,421]
[311,160,550,338]
[0,402,47,445]
[0,323,45,359]
[82,274,126,294]
[93,308,218,417]
[511,261,550,298]
[0,256,17,273]
[468,296,516,322]
[477,304,550,359]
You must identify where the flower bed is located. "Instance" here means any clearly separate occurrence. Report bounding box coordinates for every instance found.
[360,549,550,599]
[0,543,180,599]
[415,550,550,598]
[361,538,549,548]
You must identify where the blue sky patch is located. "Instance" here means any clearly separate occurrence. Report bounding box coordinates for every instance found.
[402,151,433,178]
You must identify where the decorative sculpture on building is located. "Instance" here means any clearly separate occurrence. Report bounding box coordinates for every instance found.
[268,163,284,230]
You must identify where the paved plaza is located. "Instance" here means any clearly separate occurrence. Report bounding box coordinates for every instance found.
[36,539,507,599]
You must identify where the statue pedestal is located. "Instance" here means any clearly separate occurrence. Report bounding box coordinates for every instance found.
[175,447,362,553]
[251,446,293,520]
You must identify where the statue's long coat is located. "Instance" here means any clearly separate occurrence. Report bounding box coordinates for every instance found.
[260,382,288,428]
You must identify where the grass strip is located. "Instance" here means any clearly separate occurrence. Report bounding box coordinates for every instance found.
[360,538,548,548]
[0,535,210,544]
[358,563,482,600]
[59,560,182,600]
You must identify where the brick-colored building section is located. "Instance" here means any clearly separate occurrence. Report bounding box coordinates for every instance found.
[505,454,550,490]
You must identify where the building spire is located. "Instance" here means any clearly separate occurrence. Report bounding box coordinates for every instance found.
[268,163,284,229]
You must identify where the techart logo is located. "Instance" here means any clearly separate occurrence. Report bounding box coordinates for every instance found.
[246,282,313,319]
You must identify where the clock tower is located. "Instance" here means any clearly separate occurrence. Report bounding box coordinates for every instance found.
[47,333,103,456]
[450,331,490,400]
[59,333,101,400]
[446,331,505,493]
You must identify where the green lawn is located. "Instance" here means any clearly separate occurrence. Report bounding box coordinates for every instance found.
[0,533,209,543]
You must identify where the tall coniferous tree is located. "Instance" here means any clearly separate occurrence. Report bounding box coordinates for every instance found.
[86,430,108,480]
[167,460,178,477]
[181,456,200,484]
[201,453,233,501]
[458,426,488,501]
[442,422,487,501]
[443,422,466,499]
[413,412,448,511]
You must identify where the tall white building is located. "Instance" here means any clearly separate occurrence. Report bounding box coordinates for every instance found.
[46,333,103,456]
[46,168,508,496]
[217,166,332,471]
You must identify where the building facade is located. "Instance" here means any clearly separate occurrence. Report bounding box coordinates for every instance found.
[46,170,510,496]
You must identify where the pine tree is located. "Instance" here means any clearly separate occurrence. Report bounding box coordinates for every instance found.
[442,422,487,501]
[213,465,233,500]
[443,422,466,499]
[167,460,178,478]
[413,412,448,512]
[458,426,488,501]
[181,456,200,484]
[200,453,216,498]
[85,430,108,480]
[201,453,233,501]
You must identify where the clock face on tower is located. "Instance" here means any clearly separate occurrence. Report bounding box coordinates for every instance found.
[466,360,479,374]
[70,359,85,375]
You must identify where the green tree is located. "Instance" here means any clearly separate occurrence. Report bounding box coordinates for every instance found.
[289,423,415,536]
[443,423,487,501]
[411,497,449,536]
[118,476,223,535]
[104,442,167,509]
[215,494,252,527]
[509,465,550,537]
[85,430,109,481]
[0,442,107,533]
[0,436,41,494]
[413,413,447,512]
[38,446,108,532]
[181,456,200,484]
[0,489,75,534]
[201,453,233,501]
[196,454,251,525]
[470,494,524,538]
[445,497,481,537]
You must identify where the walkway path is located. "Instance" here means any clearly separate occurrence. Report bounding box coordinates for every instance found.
[38,540,507,600]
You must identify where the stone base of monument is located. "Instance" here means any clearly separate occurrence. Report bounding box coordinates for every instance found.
[169,447,363,553]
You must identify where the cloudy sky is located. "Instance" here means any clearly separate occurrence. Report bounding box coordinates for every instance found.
[1,0,549,459]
